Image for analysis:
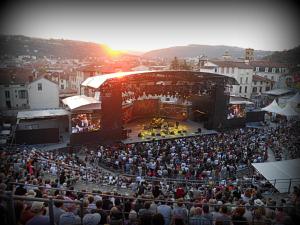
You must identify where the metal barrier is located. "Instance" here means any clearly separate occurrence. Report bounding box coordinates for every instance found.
[1,188,297,225]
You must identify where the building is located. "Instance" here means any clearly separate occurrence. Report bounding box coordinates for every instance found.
[245,48,254,61]
[200,60,254,99]
[131,65,150,71]
[28,77,59,109]
[73,65,103,94]
[251,75,275,107]
[0,68,32,110]
[250,61,290,89]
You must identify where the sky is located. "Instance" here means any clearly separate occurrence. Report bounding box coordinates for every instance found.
[0,0,299,52]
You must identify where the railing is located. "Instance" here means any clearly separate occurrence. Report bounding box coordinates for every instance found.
[1,187,297,225]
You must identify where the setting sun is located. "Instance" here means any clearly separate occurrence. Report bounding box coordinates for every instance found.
[103,44,124,58]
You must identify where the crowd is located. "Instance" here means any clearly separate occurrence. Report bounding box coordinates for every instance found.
[95,121,299,179]
[0,121,299,225]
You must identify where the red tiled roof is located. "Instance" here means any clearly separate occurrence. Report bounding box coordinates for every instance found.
[0,68,33,85]
[250,60,290,68]
[211,61,253,69]
[253,75,274,83]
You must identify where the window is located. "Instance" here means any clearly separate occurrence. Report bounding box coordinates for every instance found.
[266,86,270,91]
[226,67,229,74]
[245,77,248,84]
[5,90,10,98]
[6,101,11,108]
[221,67,224,73]
[271,76,274,80]
[18,90,27,99]
[245,86,247,93]
[253,87,257,93]
[259,87,262,92]
[256,67,259,72]
[61,84,64,89]
[265,67,269,72]
[232,68,235,73]
[38,83,42,91]
[240,77,243,84]
[272,68,276,73]
[239,86,242,93]
[260,81,263,85]
[254,81,257,85]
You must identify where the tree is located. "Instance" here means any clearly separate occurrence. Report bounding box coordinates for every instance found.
[170,56,180,70]
[180,59,191,70]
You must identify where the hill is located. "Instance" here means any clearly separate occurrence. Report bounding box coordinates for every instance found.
[143,44,273,59]
[0,35,110,59]
[263,46,300,65]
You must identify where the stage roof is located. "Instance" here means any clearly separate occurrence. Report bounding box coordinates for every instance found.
[62,95,101,111]
[81,70,238,89]
[252,159,300,193]
[17,109,70,120]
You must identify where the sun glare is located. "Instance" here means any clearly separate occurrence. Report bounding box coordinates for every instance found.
[103,44,124,58]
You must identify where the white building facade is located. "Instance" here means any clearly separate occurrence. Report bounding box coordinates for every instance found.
[28,77,59,109]
[200,61,254,99]
[250,61,290,89]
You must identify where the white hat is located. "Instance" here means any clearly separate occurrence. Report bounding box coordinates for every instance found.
[26,189,37,197]
[83,213,101,225]
[254,199,264,206]
[31,201,44,213]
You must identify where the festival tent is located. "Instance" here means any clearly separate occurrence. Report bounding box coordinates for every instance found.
[261,99,282,114]
[287,92,300,108]
[277,102,299,118]
[252,159,300,193]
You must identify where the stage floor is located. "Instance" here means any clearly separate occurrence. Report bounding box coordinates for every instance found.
[122,119,218,144]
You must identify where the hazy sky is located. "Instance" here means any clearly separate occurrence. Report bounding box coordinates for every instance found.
[1,0,299,52]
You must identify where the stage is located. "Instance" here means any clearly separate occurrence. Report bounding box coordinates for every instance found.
[122,118,218,144]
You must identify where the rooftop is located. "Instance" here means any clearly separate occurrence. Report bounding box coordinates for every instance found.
[81,70,238,89]
[211,61,253,69]
[250,60,290,68]
[17,108,70,120]
[253,75,274,83]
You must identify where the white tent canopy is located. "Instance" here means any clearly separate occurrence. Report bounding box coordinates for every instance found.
[261,99,282,114]
[277,102,299,118]
[252,159,300,193]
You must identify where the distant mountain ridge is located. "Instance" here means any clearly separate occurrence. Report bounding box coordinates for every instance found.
[143,44,273,59]
[0,35,109,59]
[0,35,278,60]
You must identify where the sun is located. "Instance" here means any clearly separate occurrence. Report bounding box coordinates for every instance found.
[103,44,124,58]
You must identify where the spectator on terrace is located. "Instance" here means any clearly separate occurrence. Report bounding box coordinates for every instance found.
[26,201,49,225]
